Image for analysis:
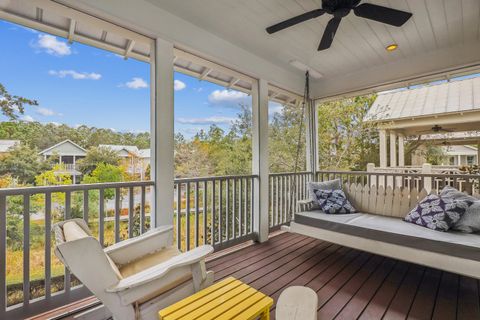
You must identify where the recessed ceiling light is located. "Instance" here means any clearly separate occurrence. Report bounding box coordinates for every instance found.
[289,60,323,79]
[386,44,398,52]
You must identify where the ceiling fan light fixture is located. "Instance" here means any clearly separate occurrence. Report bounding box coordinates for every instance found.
[289,60,323,79]
[386,44,398,52]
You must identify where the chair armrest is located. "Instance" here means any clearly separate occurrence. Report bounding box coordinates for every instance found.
[106,245,214,293]
[104,225,173,265]
[297,199,315,212]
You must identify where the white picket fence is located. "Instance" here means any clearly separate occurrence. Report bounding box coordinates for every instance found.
[343,183,480,219]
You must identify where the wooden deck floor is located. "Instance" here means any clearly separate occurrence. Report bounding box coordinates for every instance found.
[207,232,480,320]
[31,231,480,320]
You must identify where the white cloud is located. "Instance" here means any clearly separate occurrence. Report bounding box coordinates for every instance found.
[49,122,61,126]
[209,89,248,103]
[268,101,284,117]
[174,80,186,91]
[176,116,236,125]
[49,70,101,80]
[122,77,148,89]
[35,107,61,117]
[34,34,71,56]
[20,115,35,122]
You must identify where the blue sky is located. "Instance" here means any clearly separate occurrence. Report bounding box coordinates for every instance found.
[0,20,279,138]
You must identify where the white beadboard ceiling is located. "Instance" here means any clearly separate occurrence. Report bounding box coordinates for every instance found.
[147,0,480,99]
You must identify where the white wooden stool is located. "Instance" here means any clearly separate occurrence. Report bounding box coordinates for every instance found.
[276,286,318,320]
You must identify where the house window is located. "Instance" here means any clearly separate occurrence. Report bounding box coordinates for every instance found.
[467,156,475,165]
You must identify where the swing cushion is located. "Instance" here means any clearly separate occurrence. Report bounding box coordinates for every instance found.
[294,210,480,261]
[307,179,342,209]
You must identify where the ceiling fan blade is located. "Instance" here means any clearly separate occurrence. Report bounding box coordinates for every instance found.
[353,3,412,27]
[318,17,341,51]
[266,9,325,34]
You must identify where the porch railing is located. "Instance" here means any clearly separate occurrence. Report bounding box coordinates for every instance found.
[0,181,154,319]
[268,172,314,229]
[174,175,257,252]
[0,174,259,318]
[316,170,480,195]
[4,170,479,318]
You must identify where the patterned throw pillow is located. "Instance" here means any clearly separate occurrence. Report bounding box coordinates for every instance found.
[404,194,472,231]
[308,179,342,209]
[314,189,356,214]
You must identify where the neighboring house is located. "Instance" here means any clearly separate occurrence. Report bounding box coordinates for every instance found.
[0,140,20,155]
[39,140,87,183]
[366,77,480,168]
[442,145,478,166]
[99,144,149,180]
[138,149,151,180]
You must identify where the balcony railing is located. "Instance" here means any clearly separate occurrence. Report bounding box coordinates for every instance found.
[3,170,479,318]
[268,172,313,229]
[174,175,257,252]
[0,175,259,318]
[0,181,154,319]
[316,170,480,195]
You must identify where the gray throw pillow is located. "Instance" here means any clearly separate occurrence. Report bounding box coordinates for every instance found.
[440,186,480,233]
[307,179,342,209]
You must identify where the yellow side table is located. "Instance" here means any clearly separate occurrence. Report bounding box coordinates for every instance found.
[158,277,273,320]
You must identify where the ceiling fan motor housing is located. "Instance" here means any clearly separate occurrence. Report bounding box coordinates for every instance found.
[322,0,361,14]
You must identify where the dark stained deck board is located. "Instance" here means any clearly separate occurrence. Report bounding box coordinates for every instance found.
[358,261,410,319]
[317,255,385,320]
[334,258,397,320]
[383,265,425,320]
[208,232,302,270]
[407,269,442,320]
[244,240,328,286]
[457,276,480,320]
[31,231,480,320]
[207,232,480,320]
[432,272,459,320]
[214,236,318,279]
[260,244,343,297]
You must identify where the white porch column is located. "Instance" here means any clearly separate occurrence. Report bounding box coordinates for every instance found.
[73,156,76,184]
[150,38,174,227]
[389,131,397,167]
[252,79,269,243]
[379,129,387,167]
[398,134,405,167]
[477,143,480,165]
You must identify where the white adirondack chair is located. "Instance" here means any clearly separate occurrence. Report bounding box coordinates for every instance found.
[53,219,214,320]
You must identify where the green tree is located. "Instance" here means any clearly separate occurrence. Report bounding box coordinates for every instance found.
[317,95,378,170]
[269,103,306,173]
[77,146,121,175]
[0,121,150,151]
[82,163,126,199]
[34,164,72,186]
[0,83,38,120]
[0,144,48,184]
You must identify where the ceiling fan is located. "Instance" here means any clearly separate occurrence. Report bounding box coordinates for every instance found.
[266,0,413,51]
[419,125,454,133]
